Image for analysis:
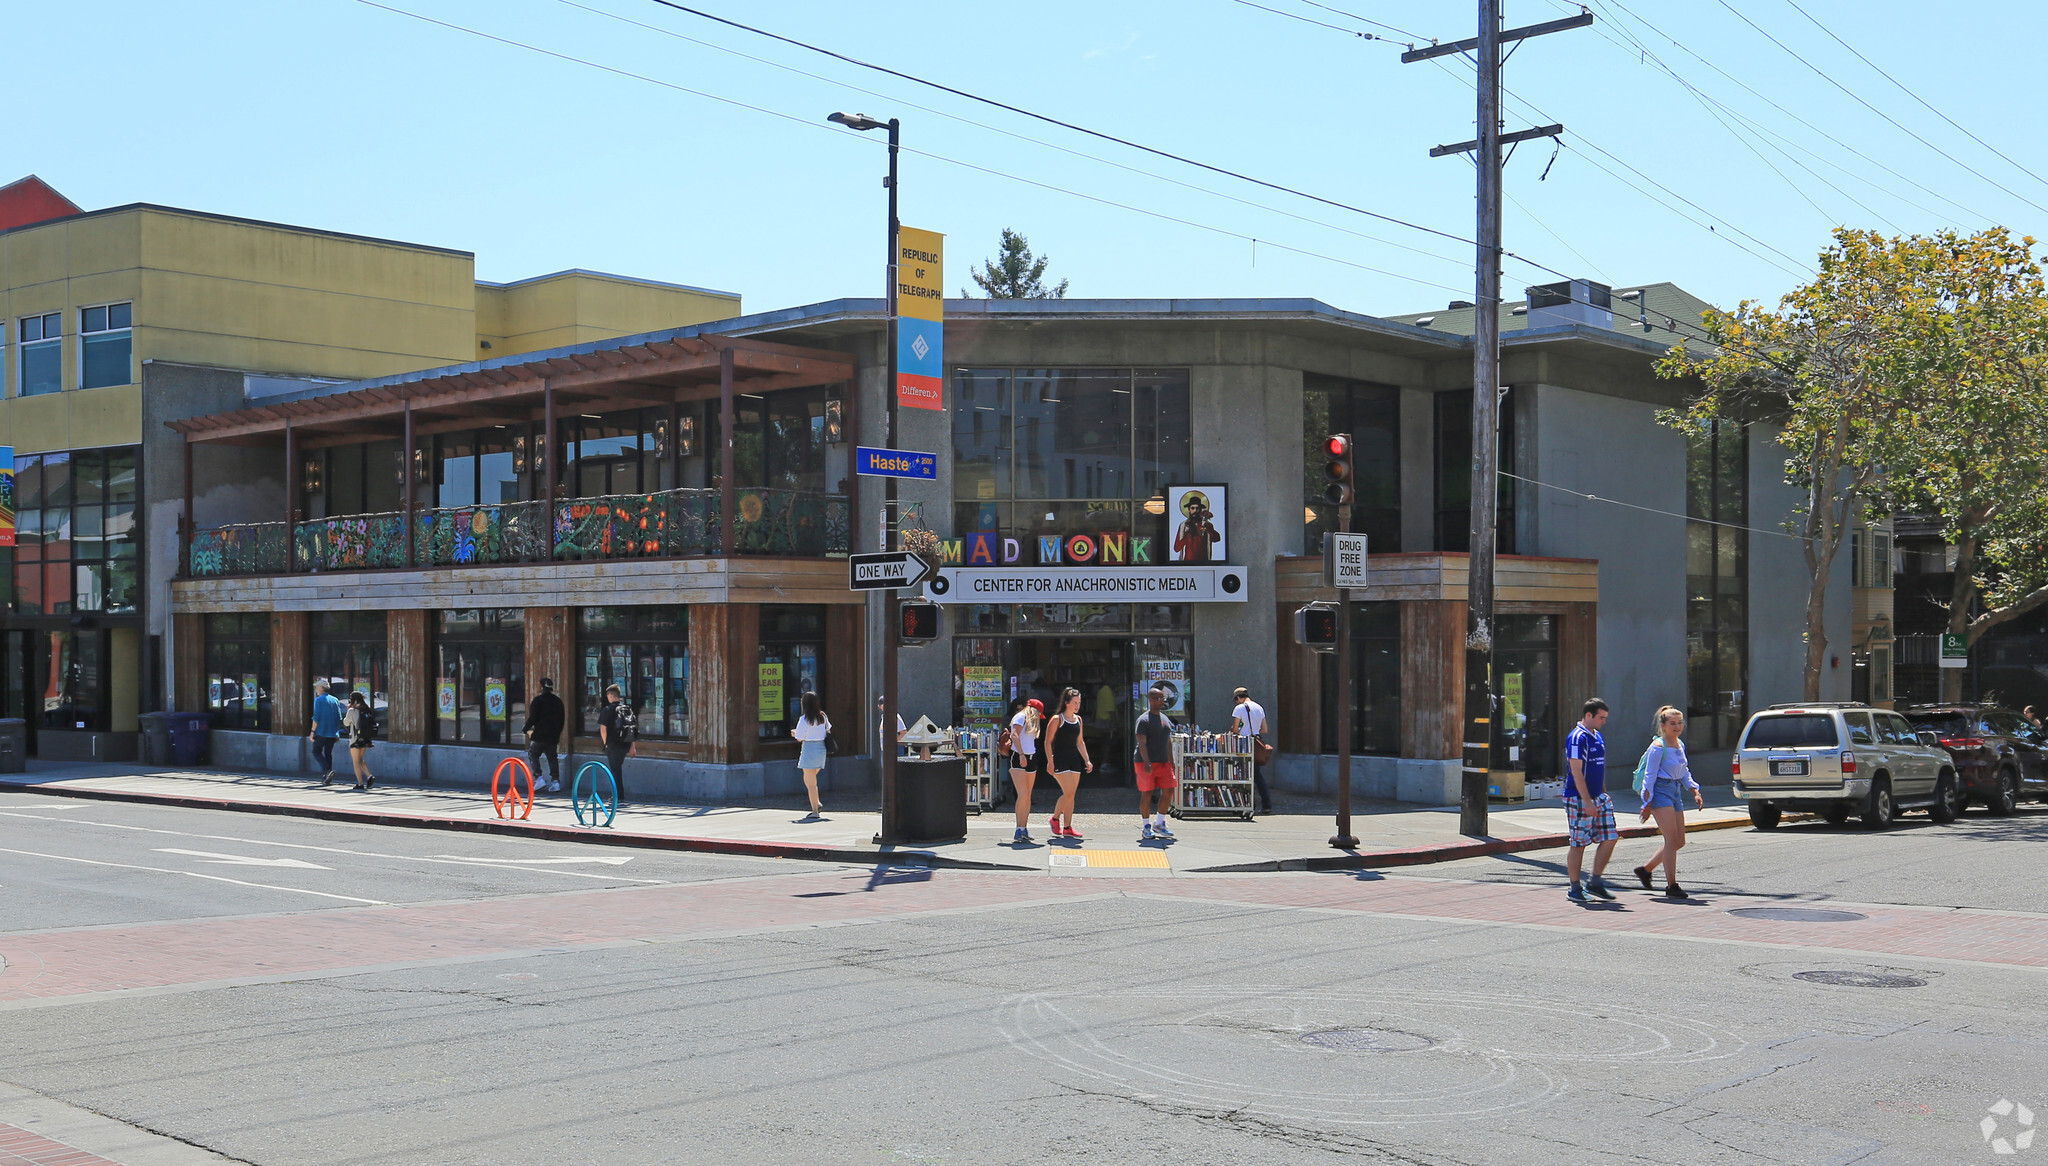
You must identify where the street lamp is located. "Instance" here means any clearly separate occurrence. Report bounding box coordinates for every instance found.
[828,109,908,845]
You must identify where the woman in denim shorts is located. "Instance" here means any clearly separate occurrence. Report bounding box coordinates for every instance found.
[1635,705,1704,898]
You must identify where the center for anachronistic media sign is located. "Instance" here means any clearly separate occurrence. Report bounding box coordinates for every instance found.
[927,565,1248,603]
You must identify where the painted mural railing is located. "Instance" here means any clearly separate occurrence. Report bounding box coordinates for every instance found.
[186,522,290,577]
[294,512,408,571]
[185,489,848,576]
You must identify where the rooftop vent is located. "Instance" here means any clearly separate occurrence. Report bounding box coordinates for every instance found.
[1448,300,1474,309]
[1526,279,1612,330]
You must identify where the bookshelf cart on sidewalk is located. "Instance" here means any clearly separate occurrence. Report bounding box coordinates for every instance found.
[1170,730,1257,820]
[951,726,1000,814]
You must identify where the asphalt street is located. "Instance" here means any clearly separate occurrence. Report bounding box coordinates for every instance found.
[2,796,2043,1166]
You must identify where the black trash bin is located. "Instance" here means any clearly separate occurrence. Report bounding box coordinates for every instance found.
[0,718,25,774]
[888,756,969,845]
[138,712,176,766]
[165,711,213,767]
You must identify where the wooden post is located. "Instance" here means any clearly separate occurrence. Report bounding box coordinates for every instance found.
[719,347,736,557]
[284,421,298,573]
[543,378,558,560]
[403,400,416,567]
[181,438,194,577]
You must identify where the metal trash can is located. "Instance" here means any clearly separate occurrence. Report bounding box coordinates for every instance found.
[164,711,213,767]
[138,712,176,766]
[889,756,969,845]
[0,719,25,774]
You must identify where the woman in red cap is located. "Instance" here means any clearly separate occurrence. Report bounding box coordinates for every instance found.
[1008,698,1045,844]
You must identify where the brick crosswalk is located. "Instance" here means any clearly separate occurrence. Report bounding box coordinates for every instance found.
[0,1124,122,1166]
[4,871,2043,1007]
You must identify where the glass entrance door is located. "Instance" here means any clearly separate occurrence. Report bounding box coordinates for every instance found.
[1492,615,1559,783]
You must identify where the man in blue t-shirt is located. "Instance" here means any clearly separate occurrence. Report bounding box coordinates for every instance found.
[309,680,344,785]
[1563,697,1618,902]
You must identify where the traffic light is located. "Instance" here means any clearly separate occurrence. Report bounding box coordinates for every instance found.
[900,601,941,643]
[1322,433,1354,506]
[1294,601,1339,653]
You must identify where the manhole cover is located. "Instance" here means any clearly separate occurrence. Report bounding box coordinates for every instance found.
[1299,1028,1435,1053]
[1728,906,1868,923]
[1792,970,1928,989]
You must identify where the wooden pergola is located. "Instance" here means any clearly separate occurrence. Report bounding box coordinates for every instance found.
[169,333,859,563]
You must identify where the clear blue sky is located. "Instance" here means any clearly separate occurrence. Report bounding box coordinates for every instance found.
[11,1,2041,319]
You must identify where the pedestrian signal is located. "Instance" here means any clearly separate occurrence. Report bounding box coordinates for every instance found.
[900,601,941,643]
[1323,434,1354,506]
[1294,601,1339,653]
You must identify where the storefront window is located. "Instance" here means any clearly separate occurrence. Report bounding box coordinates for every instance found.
[310,611,387,737]
[434,609,523,745]
[1493,615,1558,780]
[705,388,837,493]
[1687,419,1748,749]
[1320,601,1401,755]
[205,613,271,731]
[1304,375,1400,555]
[32,629,104,732]
[953,367,1191,506]
[578,606,689,739]
[7,448,139,616]
[757,605,825,741]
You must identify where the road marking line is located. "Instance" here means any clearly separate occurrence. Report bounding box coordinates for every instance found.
[153,848,331,869]
[0,811,665,883]
[0,846,387,904]
[425,854,635,866]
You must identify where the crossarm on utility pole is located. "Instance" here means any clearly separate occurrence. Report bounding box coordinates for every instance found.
[1431,124,1563,158]
[1400,12,1591,62]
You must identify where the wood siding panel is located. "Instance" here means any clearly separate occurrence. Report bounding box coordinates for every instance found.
[1275,601,1320,754]
[825,606,863,753]
[1275,553,1598,605]
[270,611,309,736]
[729,604,760,765]
[523,608,575,726]
[1401,599,1464,760]
[173,613,207,715]
[387,609,430,744]
[1558,601,1598,723]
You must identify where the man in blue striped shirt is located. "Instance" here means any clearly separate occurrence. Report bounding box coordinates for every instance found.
[1563,697,1618,902]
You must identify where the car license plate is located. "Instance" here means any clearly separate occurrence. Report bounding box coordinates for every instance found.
[1771,760,1809,777]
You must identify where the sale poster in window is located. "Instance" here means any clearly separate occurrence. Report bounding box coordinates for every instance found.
[1142,659,1188,714]
[437,681,458,721]
[484,679,508,721]
[961,665,1004,725]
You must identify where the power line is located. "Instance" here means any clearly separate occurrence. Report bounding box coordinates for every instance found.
[1711,0,2048,217]
[1778,0,2048,197]
[553,0,1473,274]
[1230,0,1377,41]
[1286,0,1429,44]
[350,0,1468,295]
[1501,470,1802,540]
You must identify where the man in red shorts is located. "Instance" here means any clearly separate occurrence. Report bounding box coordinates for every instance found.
[1134,686,1179,841]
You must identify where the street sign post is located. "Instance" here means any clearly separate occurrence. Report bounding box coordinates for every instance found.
[849,550,937,592]
[855,446,939,480]
[1940,633,1969,669]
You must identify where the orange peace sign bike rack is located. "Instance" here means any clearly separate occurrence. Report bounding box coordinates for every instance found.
[492,756,535,820]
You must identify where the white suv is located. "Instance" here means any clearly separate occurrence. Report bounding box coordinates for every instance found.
[1732,703,1961,830]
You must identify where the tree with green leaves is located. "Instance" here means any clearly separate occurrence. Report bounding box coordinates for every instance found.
[964,229,1068,299]
[1659,227,2048,701]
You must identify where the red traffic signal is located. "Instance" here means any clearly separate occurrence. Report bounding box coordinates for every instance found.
[1323,432,1354,506]
[900,601,941,643]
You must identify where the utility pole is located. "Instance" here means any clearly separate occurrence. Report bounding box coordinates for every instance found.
[1406,5,1589,839]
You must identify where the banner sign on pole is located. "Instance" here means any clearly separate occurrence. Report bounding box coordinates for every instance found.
[0,446,14,548]
[895,226,944,411]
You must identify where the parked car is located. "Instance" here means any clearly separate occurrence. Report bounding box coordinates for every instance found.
[1901,704,2048,815]
[1731,702,1961,830]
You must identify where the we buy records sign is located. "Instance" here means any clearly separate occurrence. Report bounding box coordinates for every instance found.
[895,226,944,411]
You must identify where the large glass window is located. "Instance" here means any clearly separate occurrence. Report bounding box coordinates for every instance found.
[1434,388,1517,554]
[79,302,132,390]
[1319,601,1401,755]
[32,629,104,731]
[1687,419,1748,749]
[6,448,139,616]
[704,389,836,493]
[578,606,689,739]
[953,368,1191,505]
[310,611,387,737]
[205,613,271,731]
[18,312,60,397]
[757,605,825,742]
[434,609,523,745]
[1303,375,1400,555]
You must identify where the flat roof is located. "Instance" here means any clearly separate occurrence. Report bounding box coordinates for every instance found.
[0,200,475,257]
[476,267,740,300]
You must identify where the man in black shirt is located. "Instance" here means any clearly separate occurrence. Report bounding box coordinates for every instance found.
[596,683,636,804]
[522,678,566,793]
[1133,686,1178,841]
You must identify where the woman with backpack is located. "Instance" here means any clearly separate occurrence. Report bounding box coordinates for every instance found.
[791,690,831,822]
[1006,698,1045,844]
[343,690,376,791]
[1634,705,1704,899]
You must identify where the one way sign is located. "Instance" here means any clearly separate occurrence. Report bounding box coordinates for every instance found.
[848,551,937,592]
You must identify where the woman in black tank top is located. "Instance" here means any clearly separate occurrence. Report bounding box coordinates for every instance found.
[1046,686,1092,839]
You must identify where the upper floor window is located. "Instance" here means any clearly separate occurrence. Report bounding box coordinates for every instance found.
[18,312,60,397]
[79,302,133,390]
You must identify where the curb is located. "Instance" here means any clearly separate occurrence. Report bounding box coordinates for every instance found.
[1186,812,1766,873]
[0,780,1035,872]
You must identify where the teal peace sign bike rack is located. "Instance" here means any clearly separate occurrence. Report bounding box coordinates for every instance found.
[573,760,618,828]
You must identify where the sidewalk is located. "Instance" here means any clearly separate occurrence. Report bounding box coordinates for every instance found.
[0,760,1761,874]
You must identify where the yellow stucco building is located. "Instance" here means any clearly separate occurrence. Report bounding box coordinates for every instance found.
[0,175,739,760]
